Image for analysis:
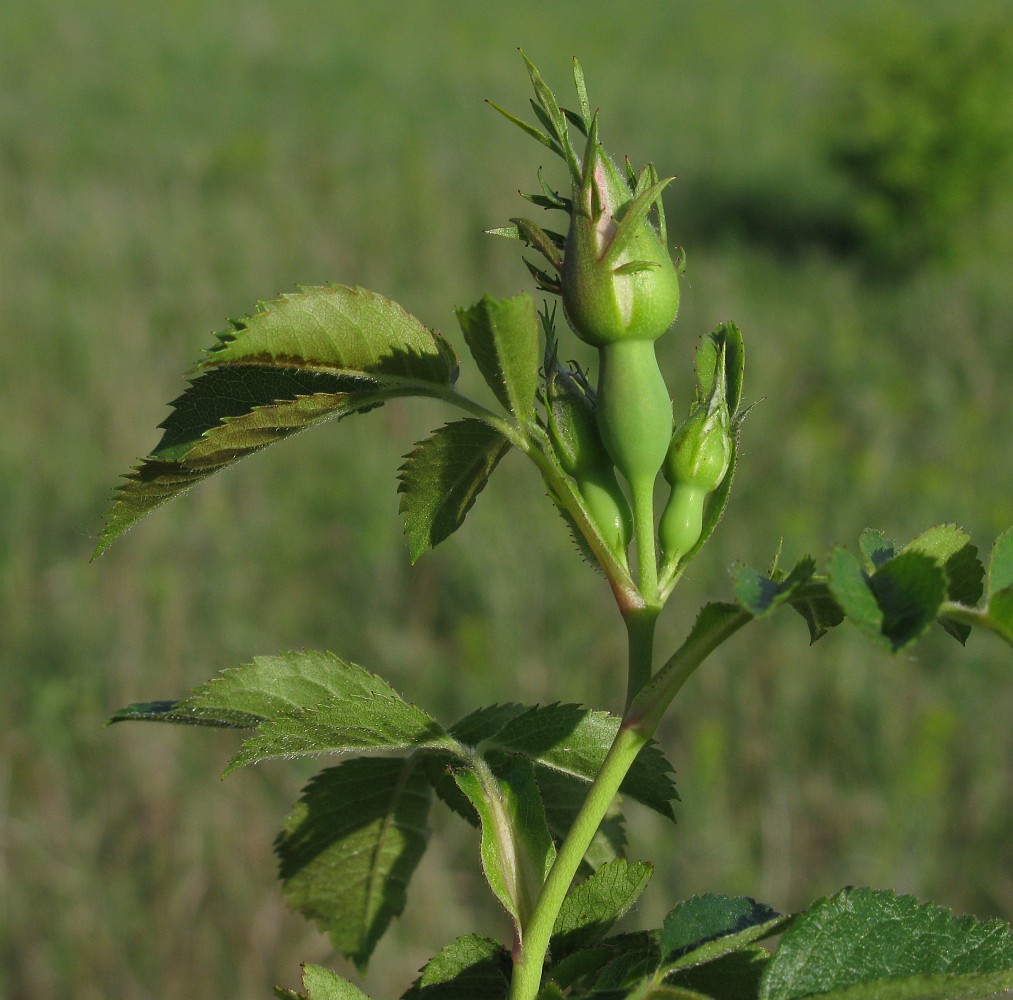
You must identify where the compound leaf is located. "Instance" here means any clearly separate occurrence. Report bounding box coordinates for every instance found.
[398,419,511,563]
[760,887,1013,1000]
[276,757,432,972]
[456,294,540,426]
[96,285,458,555]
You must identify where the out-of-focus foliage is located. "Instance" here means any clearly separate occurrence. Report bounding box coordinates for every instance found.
[824,12,1013,272]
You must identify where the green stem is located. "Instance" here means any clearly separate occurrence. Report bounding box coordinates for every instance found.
[624,606,658,710]
[508,722,651,1000]
[631,477,659,603]
[509,603,753,999]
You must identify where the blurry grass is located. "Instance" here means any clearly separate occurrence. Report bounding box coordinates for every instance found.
[1,1,1011,997]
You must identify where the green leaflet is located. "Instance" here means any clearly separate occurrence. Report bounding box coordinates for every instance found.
[456,294,540,427]
[95,285,458,556]
[826,546,950,650]
[659,894,789,974]
[398,419,512,563]
[988,526,1013,598]
[276,758,432,973]
[112,650,460,773]
[401,934,511,999]
[904,524,984,644]
[760,887,1013,1000]
[110,650,404,730]
[225,692,456,774]
[733,557,816,618]
[204,284,458,381]
[287,964,374,996]
[550,859,654,956]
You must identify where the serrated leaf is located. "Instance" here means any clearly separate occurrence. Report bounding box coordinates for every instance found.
[398,419,511,563]
[664,895,782,964]
[587,931,663,991]
[97,371,375,556]
[402,934,511,999]
[903,523,970,566]
[904,524,984,643]
[869,550,948,650]
[733,557,815,617]
[989,527,1013,598]
[453,755,556,931]
[456,295,541,426]
[226,692,456,773]
[859,528,896,571]
[204,284,458,381]
[96,286,458,556]
[302,963,374,1000]
[276,758,432,972]
[826,546,884,640]
[110,650,403,730]
[986,587,1013,645]
[449,703,528,747]
[487,704,678,820]
[660,894,783,968]
[798,969,1013,999]
[828,546,950,651]
[667,946,771,1000]
[760,887,1013,1000]
[789,584,845,644]
[551,859,653,955]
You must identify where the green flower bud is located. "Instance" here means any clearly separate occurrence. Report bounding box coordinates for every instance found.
[561,133,680,349]
[664,389,732,495]
[545,362,633,558]
[659,344,733,566]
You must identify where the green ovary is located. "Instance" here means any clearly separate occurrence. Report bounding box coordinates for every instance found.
[596,339,672,493]
[659,481,706,566]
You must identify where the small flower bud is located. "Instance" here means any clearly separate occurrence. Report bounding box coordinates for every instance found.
[545,361,633,558]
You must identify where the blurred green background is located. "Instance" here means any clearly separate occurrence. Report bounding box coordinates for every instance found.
[2,1,1012,997]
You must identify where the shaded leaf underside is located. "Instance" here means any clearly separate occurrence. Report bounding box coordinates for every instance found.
[276,756,432,971]
[398,419,512,563]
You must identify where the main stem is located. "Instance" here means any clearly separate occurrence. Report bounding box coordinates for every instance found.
[509,723,650,1000]
[509,611,657,1000]
[508,604,753,1000]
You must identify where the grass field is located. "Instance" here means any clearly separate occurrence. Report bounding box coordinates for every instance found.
[2,2,1012,997]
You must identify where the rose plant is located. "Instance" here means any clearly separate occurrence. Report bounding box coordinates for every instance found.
[97,56,1013,1000]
